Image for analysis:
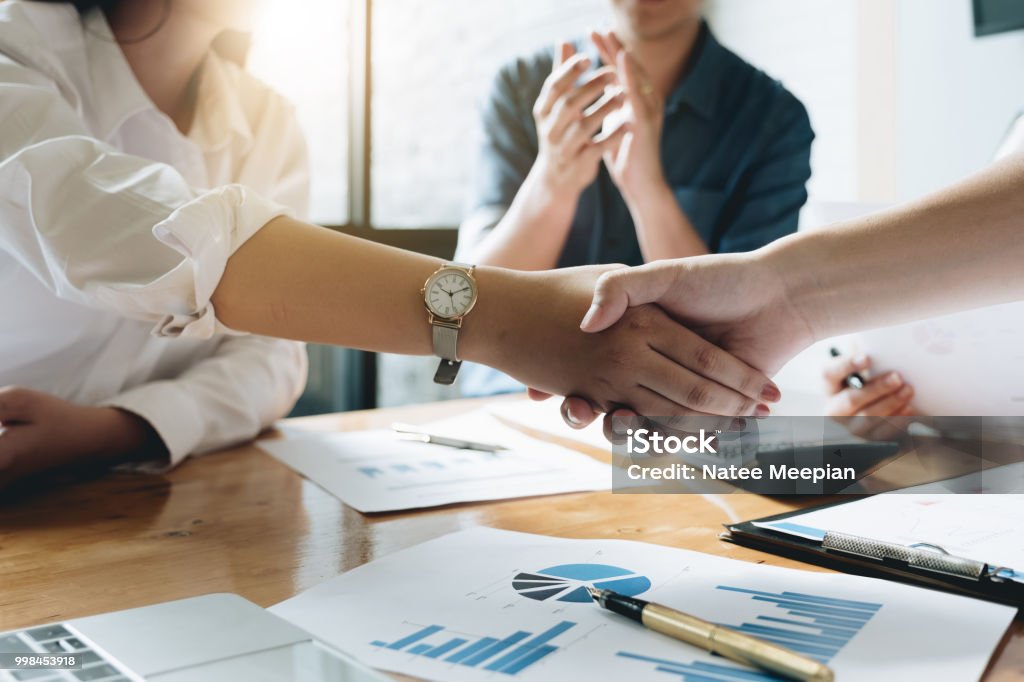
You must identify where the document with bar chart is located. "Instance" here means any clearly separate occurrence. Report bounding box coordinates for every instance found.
[259,411,610,512]
[271,528,1015,682]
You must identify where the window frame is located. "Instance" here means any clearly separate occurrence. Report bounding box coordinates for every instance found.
[339,0,459,255]
[334,0,459,409]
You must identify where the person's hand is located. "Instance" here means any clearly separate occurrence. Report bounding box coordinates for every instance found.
[0,387,161,488]
[529,254,809,433]
[531,42,628,197]
[823,354,915,417]
[470,264,779,421]
[823,355,917,441]
[590,30,667,204]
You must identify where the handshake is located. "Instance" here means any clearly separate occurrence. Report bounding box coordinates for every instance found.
[463,248,817,438]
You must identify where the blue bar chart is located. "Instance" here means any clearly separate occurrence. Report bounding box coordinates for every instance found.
[616,584,882,681]
[357,455,495,479]
[370,620,577,676]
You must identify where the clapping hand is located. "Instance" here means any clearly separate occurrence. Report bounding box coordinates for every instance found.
[590,30,668,205]
[531,42,630,197]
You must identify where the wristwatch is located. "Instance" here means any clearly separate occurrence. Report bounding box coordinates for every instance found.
[422,262,479,385]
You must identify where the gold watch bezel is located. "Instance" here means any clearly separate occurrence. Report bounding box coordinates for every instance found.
[421,265,478,322]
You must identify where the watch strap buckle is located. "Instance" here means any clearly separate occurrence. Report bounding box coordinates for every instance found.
[433,359,462,385]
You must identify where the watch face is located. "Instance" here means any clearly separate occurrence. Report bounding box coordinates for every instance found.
[425,269,477,319]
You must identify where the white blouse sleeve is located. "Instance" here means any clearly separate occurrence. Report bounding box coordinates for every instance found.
[105,335,308,465]
[101,99,314,466]
[0,52,290,339]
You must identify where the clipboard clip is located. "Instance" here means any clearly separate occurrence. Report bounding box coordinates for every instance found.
[822,531,1016,583]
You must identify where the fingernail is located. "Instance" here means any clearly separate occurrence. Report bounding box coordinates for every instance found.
[853,354,868,368]
[755,404,771,418]
[886,372,903,388]
[760,384,781,402]
[565,409,582,426]
[580,304,600,330]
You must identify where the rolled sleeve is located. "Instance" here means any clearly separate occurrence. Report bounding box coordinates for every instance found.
[96,184,291,339]
[0,54,290,339]
[98,87,313,468]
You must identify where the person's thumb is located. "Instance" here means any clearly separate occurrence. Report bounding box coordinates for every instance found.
[0,387,35,426]
[579,263,678,333]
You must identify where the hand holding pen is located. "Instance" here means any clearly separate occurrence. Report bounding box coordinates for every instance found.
[824,349,917,441]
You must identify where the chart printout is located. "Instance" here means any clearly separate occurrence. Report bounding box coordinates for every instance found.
[271,528,1016,682]
[259,411,611,512]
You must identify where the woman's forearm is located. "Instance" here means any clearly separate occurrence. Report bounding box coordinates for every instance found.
[627,182,709,261]
[211,216,583,370]
[210,216,778,418]
[213,217,442,353]
[469,168,579,271]
[768,154,1024,340]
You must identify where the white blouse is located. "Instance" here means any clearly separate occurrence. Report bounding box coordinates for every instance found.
[0,1,309,465]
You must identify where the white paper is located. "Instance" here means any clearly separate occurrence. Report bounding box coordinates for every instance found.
[271,528,1015,682]
[755,493,1024,581]
[855,302,1024,416]
[488,400,611,452]
[259,411,611,512]
[895,461,1024,494]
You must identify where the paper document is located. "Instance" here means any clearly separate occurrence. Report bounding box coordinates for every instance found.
[271,528,1015,682]
[856,301,1024,415]
[487,400,610,451]
[895,460,1024,494]
[259,411,611,512]
[755,493,1024,581]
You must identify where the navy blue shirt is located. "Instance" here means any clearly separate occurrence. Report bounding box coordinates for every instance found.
[458,23,814,396]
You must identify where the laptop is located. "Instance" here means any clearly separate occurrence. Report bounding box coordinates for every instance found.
[0,593,388,681]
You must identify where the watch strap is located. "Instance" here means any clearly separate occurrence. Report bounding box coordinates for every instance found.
[433,359,462,385]
[428,263,475,386]
[432,324,460,362]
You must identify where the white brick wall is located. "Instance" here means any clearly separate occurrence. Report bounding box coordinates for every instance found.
[706,0,861,201]
[708,0,1024,204]
[370,0,610,227]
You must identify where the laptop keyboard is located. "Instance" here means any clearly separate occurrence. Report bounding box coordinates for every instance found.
[0,625,135,682]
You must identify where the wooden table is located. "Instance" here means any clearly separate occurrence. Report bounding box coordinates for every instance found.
[1,397,1020,679]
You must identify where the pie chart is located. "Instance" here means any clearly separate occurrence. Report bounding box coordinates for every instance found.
[512,563,652,603]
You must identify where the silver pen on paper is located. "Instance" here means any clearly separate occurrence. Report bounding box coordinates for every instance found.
[391,423,508,452]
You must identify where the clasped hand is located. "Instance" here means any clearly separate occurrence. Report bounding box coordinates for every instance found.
[518,254,817,439]
[484,264,784,429]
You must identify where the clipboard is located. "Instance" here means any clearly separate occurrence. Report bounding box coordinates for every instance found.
[722,500,1024,607]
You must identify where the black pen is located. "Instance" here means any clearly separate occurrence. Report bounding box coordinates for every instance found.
[587,587,834,682]
[829,347,865,389]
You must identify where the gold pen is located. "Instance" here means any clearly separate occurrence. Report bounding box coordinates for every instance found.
[586,587,834,682]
